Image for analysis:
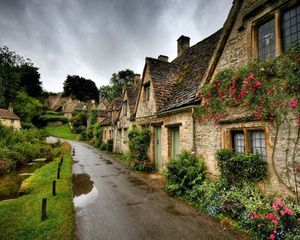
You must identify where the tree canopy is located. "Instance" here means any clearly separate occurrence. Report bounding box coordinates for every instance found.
[63,75,99,103]
[99,69,134,102]
[0,46,43,107]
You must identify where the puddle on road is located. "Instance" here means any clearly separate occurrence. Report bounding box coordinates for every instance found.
[72,173,93,196]
[72,173,98,208]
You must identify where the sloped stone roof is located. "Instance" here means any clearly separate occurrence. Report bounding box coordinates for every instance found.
[0,109,20,120]
[146,58,180,112]
[159,29,223,112]
[126,85,140,117]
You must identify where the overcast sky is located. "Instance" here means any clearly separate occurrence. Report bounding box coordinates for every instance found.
[0,0,232,92]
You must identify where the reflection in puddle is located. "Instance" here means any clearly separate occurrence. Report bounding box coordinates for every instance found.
[73,185,98,208]
[72,173,93,196]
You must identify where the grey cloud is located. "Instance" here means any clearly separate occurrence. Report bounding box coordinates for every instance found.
[0,0,232,92]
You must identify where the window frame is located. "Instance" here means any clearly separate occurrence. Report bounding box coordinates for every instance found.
[227,127,267,160]
[144,83,150,102]
[252,3,300,60]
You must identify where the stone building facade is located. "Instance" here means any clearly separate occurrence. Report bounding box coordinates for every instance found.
[99,0,300,196]
[195,0,300,196]
[0,105,21,130]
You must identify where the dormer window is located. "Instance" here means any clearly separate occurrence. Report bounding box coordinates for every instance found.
[123,100,127,116]
[144,83,150,102]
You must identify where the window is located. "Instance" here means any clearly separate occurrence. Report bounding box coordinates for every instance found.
[144,84,150,101]
[11,119,15,125]
[255,4,300,59]
[283,5,300,51]
[230,130,267,160]
[232,131,245,153]
[250,131,267,160]
[258,19,275,60]
[123,101,127,116]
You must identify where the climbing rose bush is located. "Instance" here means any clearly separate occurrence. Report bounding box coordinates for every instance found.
[249,199,299,240]
[198,45,300,125]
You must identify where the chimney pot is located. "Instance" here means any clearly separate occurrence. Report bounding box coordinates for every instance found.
[8,103,13,113]
[158,55,169,62]
[177,35,190,57]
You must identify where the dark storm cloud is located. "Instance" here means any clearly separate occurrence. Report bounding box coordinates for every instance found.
[0,0,232,92]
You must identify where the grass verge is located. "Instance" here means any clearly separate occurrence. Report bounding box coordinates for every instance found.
[43,124,79,140]
[0,142,76,240]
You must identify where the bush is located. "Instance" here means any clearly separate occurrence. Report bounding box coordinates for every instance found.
[100,143,107,151]
[127,126,150,161]
[127,160,154,172]
[164,151,206,196]
[216,149,268,186]
[0,158,15,174]
[107,139,113,152]
[79,131,87,141]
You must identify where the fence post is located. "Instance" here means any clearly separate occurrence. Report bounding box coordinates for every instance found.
[57,166,60,179]
[41,198,47,221]
[52,180,56,196]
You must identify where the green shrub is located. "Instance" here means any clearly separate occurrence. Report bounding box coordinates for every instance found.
[216,149,268,186]
[127,126,150,161]
[100,143,107,151]
[107,139,113,152]
[127,160,154,172]
[79,131,87,141]
[164,151,206,196]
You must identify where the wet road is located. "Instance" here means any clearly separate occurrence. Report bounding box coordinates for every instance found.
[71,141,246,240]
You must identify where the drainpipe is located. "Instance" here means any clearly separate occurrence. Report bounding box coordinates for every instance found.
[192,107,196,152]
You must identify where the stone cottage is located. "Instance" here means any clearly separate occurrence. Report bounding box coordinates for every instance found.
[195,0,300,196]
[114,74,141,153]
[100,0,300,196]
[101,97,122,144]
[0,104,21,130]
[121,30,222,171]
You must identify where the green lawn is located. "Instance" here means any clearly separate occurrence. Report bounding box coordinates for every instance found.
[0,143,76,240]
[43,124,79,140]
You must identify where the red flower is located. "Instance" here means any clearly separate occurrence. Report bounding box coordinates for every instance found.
[290,99,298,109]
[248,74,255,81]
[255,81,261,88]
[270,234,276,240]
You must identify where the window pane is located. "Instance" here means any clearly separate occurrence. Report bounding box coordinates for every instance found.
[232,132,245,153]
[258,19,275,60]
[283,5,300,51]
[250,131,266,160]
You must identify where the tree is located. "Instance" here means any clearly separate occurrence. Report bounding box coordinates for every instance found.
[63,75,99,102]
[99,69,134,101]
[0,46,42,107]
[19,64,43,98]
[13,91,43,123]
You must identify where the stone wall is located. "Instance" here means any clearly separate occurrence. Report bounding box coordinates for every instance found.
[0,118,21,130]
[135,66,156,118]
[195,117,299,197]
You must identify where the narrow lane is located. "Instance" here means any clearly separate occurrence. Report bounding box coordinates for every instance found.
[71,140,246,240]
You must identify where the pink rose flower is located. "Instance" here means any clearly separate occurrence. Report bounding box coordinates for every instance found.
[270,234,276,240]
[290,99,298,109]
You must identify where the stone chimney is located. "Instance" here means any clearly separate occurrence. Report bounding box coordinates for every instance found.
[133,74,141,86]
[158,55,169,62]
[8,103,13,113]
[177,35,190,57]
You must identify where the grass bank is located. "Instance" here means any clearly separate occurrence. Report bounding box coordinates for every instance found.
[0,142,75,240]
[43,124,78,140]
